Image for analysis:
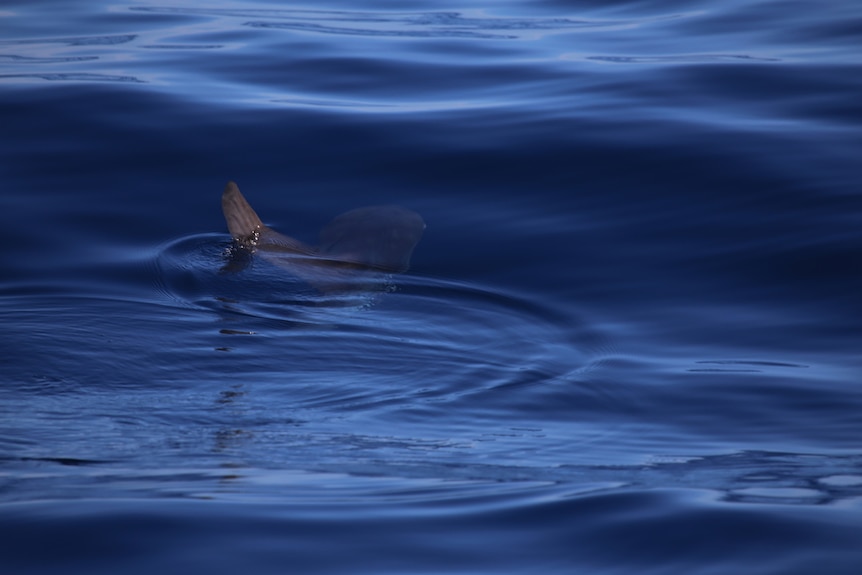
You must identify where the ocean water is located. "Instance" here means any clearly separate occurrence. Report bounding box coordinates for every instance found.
[1,1,861,573]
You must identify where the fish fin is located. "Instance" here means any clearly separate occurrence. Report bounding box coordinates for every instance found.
[222,181,315,255]
[319,205,425,272]
[222,181,264,242]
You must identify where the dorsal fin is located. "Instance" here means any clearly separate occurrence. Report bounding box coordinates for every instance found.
[222,181,264,241]
[222,181,314,254]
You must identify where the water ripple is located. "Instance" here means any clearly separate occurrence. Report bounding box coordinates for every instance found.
[0,34,137,47]
[586,54,781,64]
[243,20,517,40]
[130,6,636,40]
[0,72,144,83]
[0,54,99,64]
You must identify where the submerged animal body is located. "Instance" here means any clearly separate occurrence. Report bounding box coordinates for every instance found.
[221,181,424,291]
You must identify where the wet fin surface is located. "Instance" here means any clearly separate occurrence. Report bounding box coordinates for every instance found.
[222,181,312,254]
[222,181,264,241]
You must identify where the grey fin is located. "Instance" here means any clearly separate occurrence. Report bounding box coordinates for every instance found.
[222,181,312,254]
[318,205,425,272]
[222,181,264,242]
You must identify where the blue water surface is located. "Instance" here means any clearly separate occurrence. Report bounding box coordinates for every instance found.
[2,1,862,573]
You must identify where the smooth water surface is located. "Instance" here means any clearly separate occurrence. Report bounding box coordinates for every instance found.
[2,1,861,573]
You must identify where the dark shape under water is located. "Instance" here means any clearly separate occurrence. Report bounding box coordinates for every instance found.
[221,181,425,291]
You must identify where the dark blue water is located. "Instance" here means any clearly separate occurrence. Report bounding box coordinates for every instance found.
[2,1,861,573]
